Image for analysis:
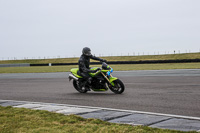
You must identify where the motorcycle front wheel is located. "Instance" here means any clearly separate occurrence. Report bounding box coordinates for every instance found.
[73,80,88,93]
[110,79,125,94]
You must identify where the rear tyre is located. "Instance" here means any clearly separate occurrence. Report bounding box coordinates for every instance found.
[110,79,125,94]
[73,80,88,93]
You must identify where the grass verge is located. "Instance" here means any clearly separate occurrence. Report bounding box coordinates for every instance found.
[0,106,191,133]
[0,63,200,73]
[0,53,200,64]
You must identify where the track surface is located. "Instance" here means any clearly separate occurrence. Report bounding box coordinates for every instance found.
[0,69,200,117]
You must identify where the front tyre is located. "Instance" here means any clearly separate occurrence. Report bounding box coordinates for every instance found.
[73,80,87,93]
[110,79,125,94]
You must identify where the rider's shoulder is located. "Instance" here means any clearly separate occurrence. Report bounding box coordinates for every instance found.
[79,55,85,61]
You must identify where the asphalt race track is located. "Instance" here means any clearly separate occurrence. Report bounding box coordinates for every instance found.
[0,69,200,117]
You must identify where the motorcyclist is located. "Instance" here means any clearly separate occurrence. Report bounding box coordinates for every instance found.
[78,47,107,90]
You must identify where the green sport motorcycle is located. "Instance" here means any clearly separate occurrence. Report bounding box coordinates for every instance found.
[69,62,125,94]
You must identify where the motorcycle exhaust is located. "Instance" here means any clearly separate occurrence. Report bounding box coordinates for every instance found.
[69,73,78,81]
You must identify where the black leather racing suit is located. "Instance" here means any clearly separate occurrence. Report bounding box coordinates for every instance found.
[78,54,104,81]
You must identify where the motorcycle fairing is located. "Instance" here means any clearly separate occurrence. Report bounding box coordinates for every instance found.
[70,67,116,84]
[70,68,83,78]
[109,77,118,86]
[89,67,101,77]
[71,68,100,78]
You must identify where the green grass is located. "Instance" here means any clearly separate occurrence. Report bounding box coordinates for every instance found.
[112,63,200,71]
[1,53,200,64]
[0,106,192,133]
[0,65,76,73]
[0,63,200,73]
[0,53,199,73]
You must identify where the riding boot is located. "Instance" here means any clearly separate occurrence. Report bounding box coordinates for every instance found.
[87,77,92,85]
[84,77,92,91]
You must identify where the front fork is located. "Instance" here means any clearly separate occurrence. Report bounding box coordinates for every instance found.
[101,72,117,87]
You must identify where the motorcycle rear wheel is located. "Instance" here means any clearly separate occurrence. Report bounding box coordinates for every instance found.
[73,80,88,93]
[110,79,125,94]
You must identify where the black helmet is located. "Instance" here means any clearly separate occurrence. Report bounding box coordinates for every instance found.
[82,47,91,56]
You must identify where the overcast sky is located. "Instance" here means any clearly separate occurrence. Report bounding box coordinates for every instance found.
[0,0,200,59]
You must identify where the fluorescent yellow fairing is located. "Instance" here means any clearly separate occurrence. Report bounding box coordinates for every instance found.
[70,68,83,78]
[89,67,100,77]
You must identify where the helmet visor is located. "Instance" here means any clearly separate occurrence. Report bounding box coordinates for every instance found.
[85,50,91,56]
